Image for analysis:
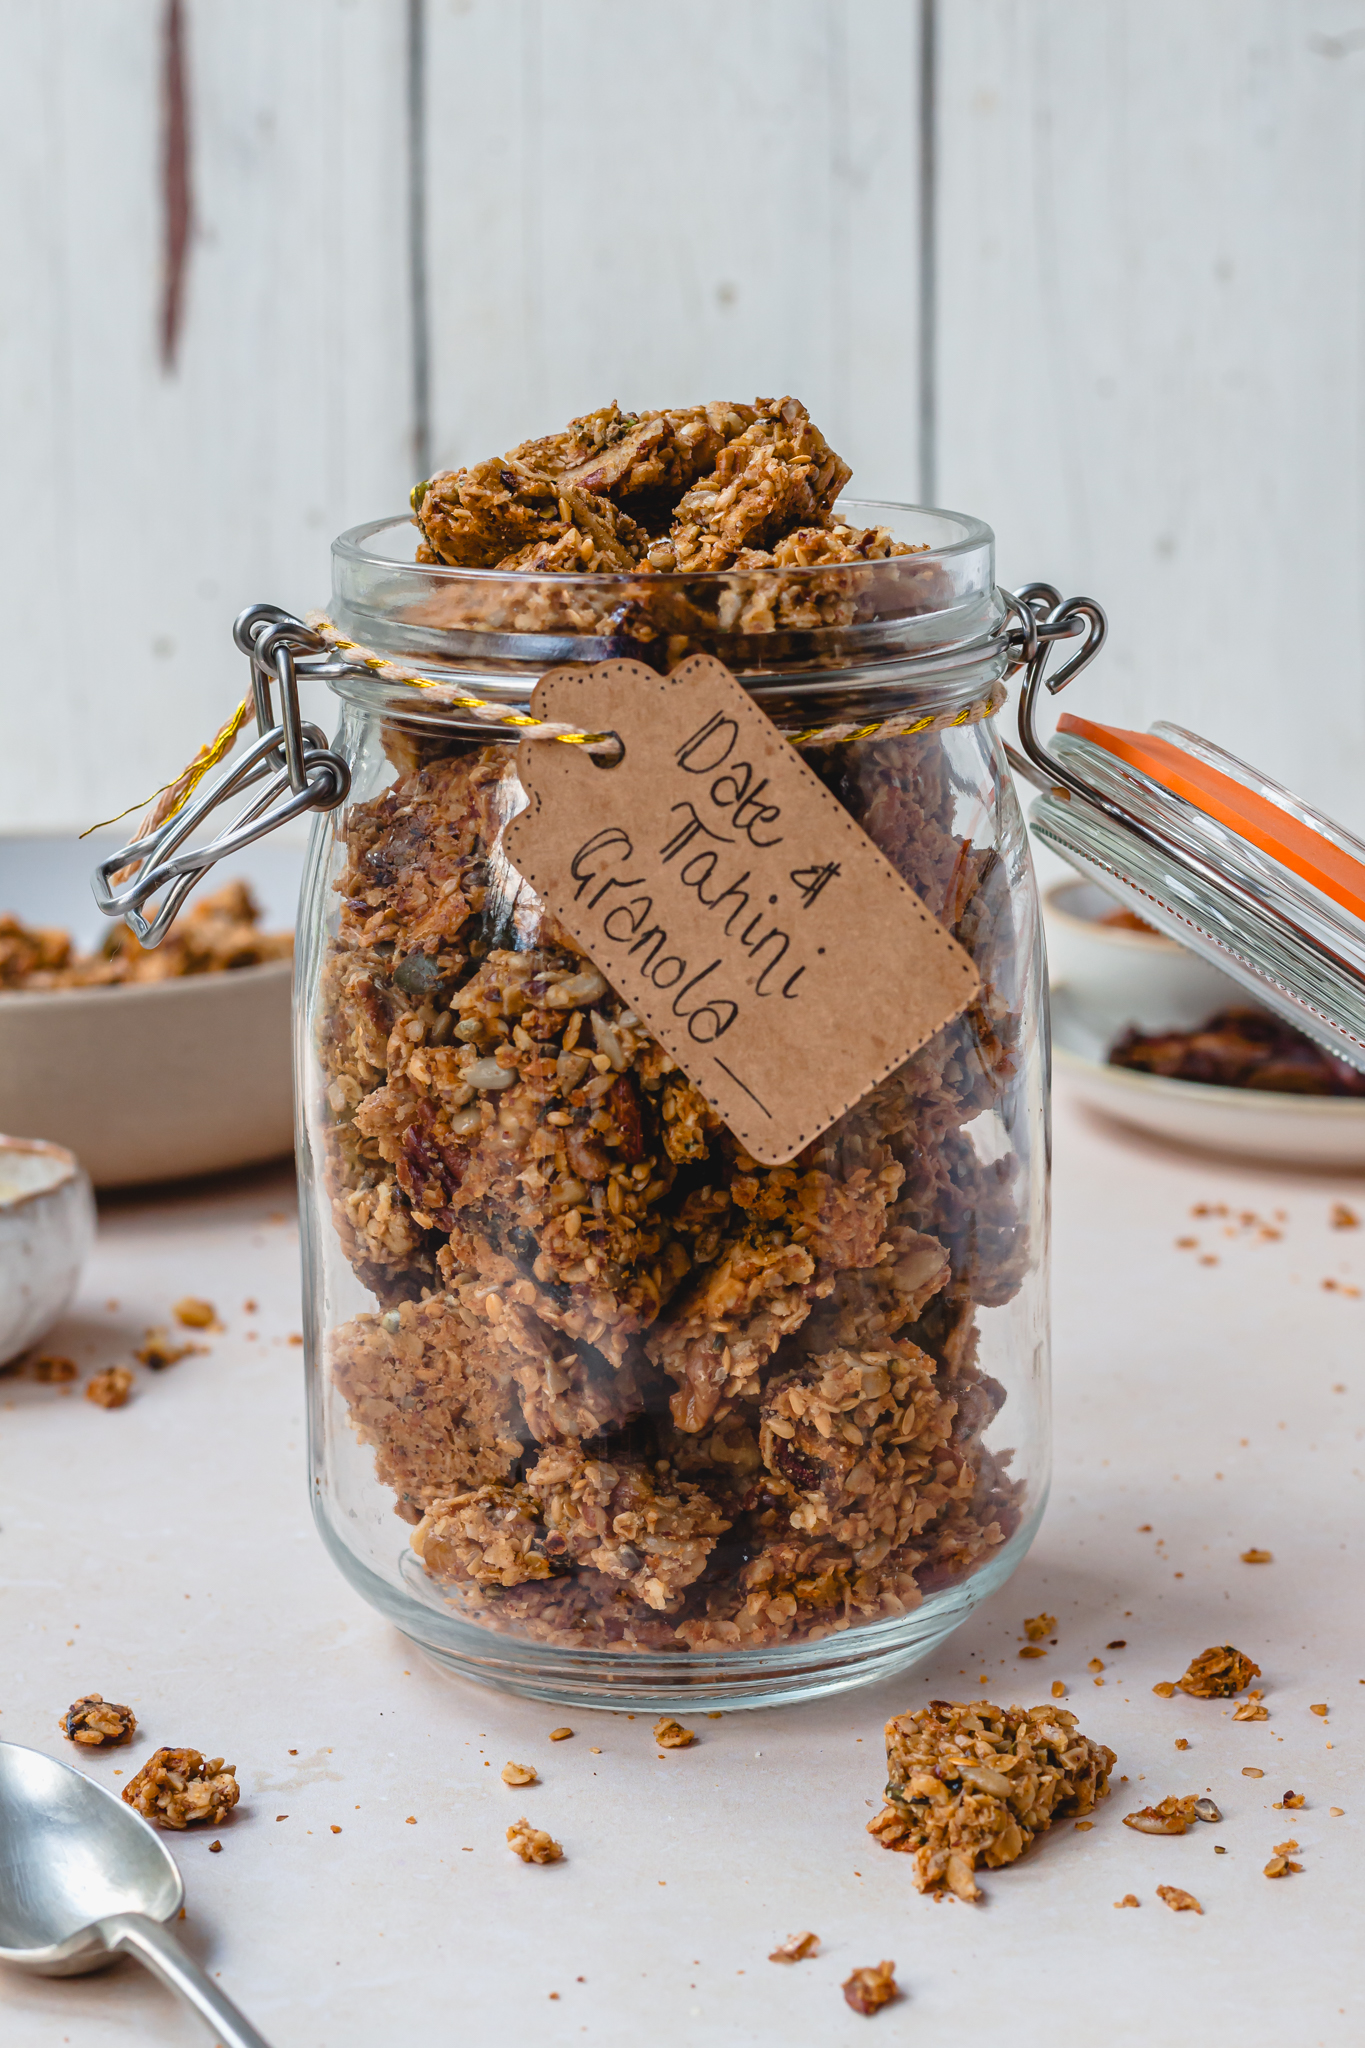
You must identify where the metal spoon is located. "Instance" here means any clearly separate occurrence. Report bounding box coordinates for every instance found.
[0,1740,272,2047]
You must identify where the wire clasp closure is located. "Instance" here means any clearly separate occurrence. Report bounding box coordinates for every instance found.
[998,581,1109,796]
[90,606,352,947]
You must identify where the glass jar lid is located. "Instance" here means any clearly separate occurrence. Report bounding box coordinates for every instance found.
[1019,686,1365,1072]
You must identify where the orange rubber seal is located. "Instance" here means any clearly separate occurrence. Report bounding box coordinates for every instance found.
[1056,713,1365,924]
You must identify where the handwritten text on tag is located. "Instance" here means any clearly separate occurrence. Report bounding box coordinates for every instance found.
[505,655,979,1166]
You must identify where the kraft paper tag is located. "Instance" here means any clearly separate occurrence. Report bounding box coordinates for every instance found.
[504,655,980,1166]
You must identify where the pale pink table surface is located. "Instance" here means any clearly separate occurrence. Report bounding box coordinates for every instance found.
[2,1083,1361,2047]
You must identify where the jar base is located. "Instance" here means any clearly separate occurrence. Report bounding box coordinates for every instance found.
[390,1520,1040,1714]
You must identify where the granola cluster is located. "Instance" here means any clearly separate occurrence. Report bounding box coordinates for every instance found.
[1177,1645,1262,1698]
[867,1700,1115,1901]
[0,880,291,991]
[407,396,938,653]
[60,1694,137,1747]
[321,399,1029,1657]
[122,1748,240,1829]
[843,1961,899,2015]
[506,1816,563,1864]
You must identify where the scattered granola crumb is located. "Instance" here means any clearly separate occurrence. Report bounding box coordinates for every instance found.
[1123,1795,1200,1836]
[1074,1820,1094,1831]
[653,1717,696,1749]
[1240,1548,1273,1564]
[589,1746,602,1755]
[85,1366,134,1409]
[842,1961,898,2015]
[1242,1767,1265,1778]
[1152,1682,1176,1698]
[548,1726,574,1742]
[1177,1646,1261,1699]
[1279,1790,1305,1809]
[1018,1645,1047,1659]
[1233,1694,1269,1721]
[1330,1203,1359,1229]
[1194,1798,1221,1823]
[1088,1658,1105,1673]
[1156,1885,1202,1914]
[405,1816,416,1824]
[1264,1848,1303,1877]
[331,1825,342,1833]
[1310,1703,1328,1717]
[134,1330,201,1370]
[501,1761,538,1786]
[1114,1894,1140,1908]
[768,1931,819,1963]
[122,1749,239,1829]
[1214,1844,1227,1854]
[1050,1681,1067,1699]
[29,1354,77,1383]
[208,1840,222,1852]
[1107,1639,1127,1650]
[173,1298,219,1329]
[1330,1807,1344,1816]
[1023,1613,1056,1641]
[867,1699,1115,1901]
[507,1816,563,1864]
[1175,1236,1197,1248]
[60,1694,136,1747]
[1175,1738,1190,1750]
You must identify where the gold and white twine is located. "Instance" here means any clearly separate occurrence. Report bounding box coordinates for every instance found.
[306,614,1007,752]
[96,611,1006,844]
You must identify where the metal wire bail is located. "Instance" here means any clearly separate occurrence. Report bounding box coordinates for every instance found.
[90,607,352,947]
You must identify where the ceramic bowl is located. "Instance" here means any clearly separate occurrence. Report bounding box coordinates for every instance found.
[0,834,302,1189]
[1043,877,1246,1032]
[1051,988,1365,1167]
[0,1138,96,1364]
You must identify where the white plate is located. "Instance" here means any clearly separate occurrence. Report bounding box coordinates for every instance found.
[1052,985,1365,1167]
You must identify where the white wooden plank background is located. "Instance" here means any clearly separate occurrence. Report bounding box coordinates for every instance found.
[422,0,923,496]
[0,0,413,834]
[938,0,1365,831]
[3,0,1365,842]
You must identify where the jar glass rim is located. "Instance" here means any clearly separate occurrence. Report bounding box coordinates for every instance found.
[332,499,997,586]
[327,497,1008,715]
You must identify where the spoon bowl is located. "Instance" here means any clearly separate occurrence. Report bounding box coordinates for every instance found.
[0,1740,180,1975]
[0,1741,271,2044]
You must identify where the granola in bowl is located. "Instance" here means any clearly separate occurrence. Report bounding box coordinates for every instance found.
[0,880,291,992]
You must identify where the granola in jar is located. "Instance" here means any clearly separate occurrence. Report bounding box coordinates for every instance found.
[305,399,1049,1698]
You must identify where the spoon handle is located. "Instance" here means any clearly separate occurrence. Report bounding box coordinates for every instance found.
[98,1912,274,2048]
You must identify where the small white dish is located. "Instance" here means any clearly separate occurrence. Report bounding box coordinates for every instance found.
[1052,988,1365,1167]
[0,1138,96,1364]
[1044,878,1245,1031]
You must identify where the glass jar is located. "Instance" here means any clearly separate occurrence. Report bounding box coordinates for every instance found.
[295,502,1052,1710]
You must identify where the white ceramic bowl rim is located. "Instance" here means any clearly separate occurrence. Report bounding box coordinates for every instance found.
[0,1137,82,1207]
[1044,879,1183,951]
[1052,1042,1365,1116]
[0,957,293,1012]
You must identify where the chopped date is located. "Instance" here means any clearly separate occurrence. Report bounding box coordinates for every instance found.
[607,1072,647,1163]
[772,1439,824,1493]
